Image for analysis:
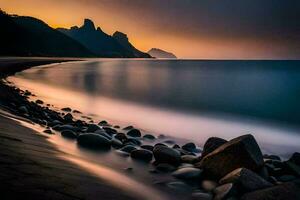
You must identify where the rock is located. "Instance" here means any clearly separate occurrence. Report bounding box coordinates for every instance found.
[191,192,213,200]
[285,160,300,176]
[35,99,43,104]
[143,134,156,140]
[172,167,202,179]
[213,183,235,200]
[141,145,154,151]
[111,138,123,148]
[73,110,82,114]
[153,145,181,166]
[164,140,175,144]
[130,149,153,162]
[289,152,300,166]
[103,127,117,135]
[87,124,100,132]
[126,137,142,146]
[156,163,176,172]
[59,124,79,132]
[167,181,191,192]
[202,180,218,192]
[219,168,272,192]
[63,113,73,122]
[77,133,111,149]
[277,175,296,182]
[18,106,28,114]
[173,144,180,149]
[181,155,198,164]
[123,125,134,130]
[158,134,165,139]
[196,134,264,179]
[127,129,141,137]
[61,107,72,112]
[201,137,227,158]
[98,120,108,125]
[182,142,196,152]
[61,130,77,139]
[264,154,281,161]
[43,129,53,134]
[120,145,137,153]
[95,130,112,140]
[240,182,300,200]
[115,132,127,142]
[154,143,167,147]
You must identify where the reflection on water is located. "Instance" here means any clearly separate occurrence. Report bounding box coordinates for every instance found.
[9,59,300,158]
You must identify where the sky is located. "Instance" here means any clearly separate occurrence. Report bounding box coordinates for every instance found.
[1,0,300,59]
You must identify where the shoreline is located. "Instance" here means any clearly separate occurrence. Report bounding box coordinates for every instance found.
[1,58,300,200]
[0,58,141,200]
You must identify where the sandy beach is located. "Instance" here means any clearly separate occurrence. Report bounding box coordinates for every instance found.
[0,58,137,200]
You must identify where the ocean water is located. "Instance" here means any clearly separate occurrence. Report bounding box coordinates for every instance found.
[10,59,300,157]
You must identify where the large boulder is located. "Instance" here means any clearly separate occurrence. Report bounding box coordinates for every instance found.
[241,182,300,200]
[77,133,111,149]
[130,149,153,162]
[153,145,181,166]
[195,134,264,179]
[219,168,272,192]
[201,137,227,158]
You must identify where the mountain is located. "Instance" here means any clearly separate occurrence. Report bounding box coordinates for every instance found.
[58,19,151,58]
[148,48,177,58]
[113,31,151,58]
[0,10,94,57]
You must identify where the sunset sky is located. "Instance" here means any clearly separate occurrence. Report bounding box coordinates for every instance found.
[1,0,300,59]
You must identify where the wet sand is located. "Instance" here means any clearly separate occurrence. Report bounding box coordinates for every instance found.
[0,58,138,200]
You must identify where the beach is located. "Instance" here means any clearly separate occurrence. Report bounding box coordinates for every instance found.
[0,58,138,200]
[1,58,300,200]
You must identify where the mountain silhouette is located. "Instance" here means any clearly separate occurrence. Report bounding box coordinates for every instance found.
[58,19,151,58]
[0,10,94,57]
[148,48,177,58]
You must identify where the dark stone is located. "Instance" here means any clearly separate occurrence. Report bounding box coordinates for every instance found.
[196,134,264,179]
[289,152,300,166]
[98,120,108,125]
[240,182,300,200]
[35,99,43,104]
[115,132,127,142]
[191,192,213,200]
[143,134,156,140]
[202,180,218,192]
[172,167,202,179]
[123,125,134,130]
[278,175,296,182]
[53,124,78,132]
[63,113,73,122]
[173,144,180,149]
[285,161,300,177]
[141,145,154,151]
[263,154,281,161]
[155,163,176,172]
[73,110,82,114]
[86,124,100,132]
[103,127,117,135]
[77,133,111,149]
[213,183,236,200]
[111,138,123,149]
[127,129,141,137]
[43,129,53,134]
[181,155,198,164]
[61,107,72,112]
[201,137,227,158]
[182,142,196,152]
[130,149,153,162]
[120,145,137,153]
[94,130,112,140]
[18,106,28,114]
[61,130,77,139]
[126,137,142,146]
[219,168,272,192]
[153,145,181,166]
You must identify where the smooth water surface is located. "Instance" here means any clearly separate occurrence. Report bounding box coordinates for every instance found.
[9,59,300,157]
